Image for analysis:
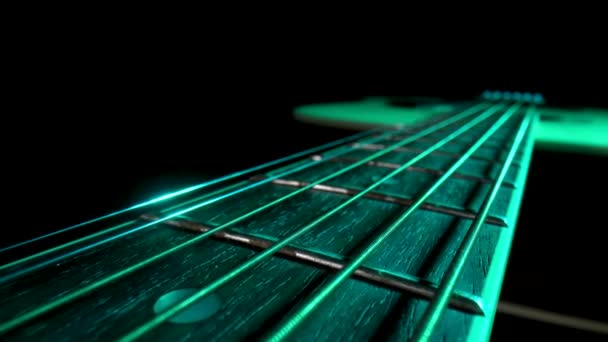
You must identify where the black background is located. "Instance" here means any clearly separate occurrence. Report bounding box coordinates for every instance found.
[5,25,608,340]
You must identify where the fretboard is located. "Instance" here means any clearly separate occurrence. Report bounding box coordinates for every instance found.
[0,101,537,341]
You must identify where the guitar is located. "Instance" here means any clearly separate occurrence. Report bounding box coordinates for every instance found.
[0,93,606,341]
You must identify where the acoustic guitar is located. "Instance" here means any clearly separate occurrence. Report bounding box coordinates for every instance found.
[1,92,606,341]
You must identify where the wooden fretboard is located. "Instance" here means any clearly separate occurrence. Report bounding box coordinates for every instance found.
[0,101,537,341]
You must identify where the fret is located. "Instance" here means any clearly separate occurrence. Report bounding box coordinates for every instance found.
[382,135,517,163]
[275,156,516,224]
[337,147,521,187]
[0,102,540,341]
[399,125,506,146]
[417,127,517,150]
[353,143,522,167]
[0,128,383,255]
[382,134,506,150]
[386,137,524,162]
[119,105,516,340]
[1,124,443,280]
[262,104,527,341]
[411,107,535,341]
[0,184,491,341]
[139,214,484,315]
[0,103,493,338]
[249,176,507,227]
[312,155,517,189]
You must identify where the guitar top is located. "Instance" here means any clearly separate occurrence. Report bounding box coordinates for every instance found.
[295,93,608,155]
[0,99,551,341]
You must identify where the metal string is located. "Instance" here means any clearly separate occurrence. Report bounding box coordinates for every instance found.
[0,105,479,272]
[0,103,489,335]
[0,128,382,254]
[410,108,534,342]
[0,125,410,278]
[2,176,326,274]
[0,181,248,272]
[262,103,523,341]
[117,104,508,341]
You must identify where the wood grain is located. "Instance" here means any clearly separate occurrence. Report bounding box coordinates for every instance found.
[0,111,532,341]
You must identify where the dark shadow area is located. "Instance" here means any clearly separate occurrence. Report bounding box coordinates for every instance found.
[491,148,608,339]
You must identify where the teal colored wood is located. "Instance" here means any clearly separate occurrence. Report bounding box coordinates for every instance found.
[295,96,608,155]
[0,104,535,341]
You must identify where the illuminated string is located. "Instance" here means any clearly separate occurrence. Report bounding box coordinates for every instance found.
[410,108,534,342]
[117,103,508,341]
[3,109,463,271]
[264,103,523,341]
[0,126,411,275]
[0,103,489,335]
[0,132,388,281]
[0,128,381,254]
[0,181,248,273]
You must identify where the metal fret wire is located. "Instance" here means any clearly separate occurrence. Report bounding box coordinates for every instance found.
[354,144,520,166]
[0,119,440,281]
[0,108,467,275]
[260,178,507,227]
[410,108,534,342]
[262,103,523,342]
[117,104,507,341]
[322,157,517,189]
[141,215,484,315]
[3,108,460,264]
[0,128,381,254]
[0,104,489,335]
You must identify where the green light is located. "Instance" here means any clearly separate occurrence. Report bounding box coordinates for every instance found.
[411,109,533,341]
[0,103,490,337]
[466,109,538,342]
[0,128,379,254]
[114,104,497,342]
[264,104,521,342]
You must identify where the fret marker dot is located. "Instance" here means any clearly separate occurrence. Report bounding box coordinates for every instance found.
[153,288,222,324]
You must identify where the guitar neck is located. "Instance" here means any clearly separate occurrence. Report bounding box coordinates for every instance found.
[0,101,537,341]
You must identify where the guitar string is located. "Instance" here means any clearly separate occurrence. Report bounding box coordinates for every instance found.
[116,104,510,341]
[0,107,466,273]
[0,181,246,272]
[0,113,451,275]
[139,214,484,315]
[410,108,534,342]
[262,103,524,341]
[0,131,395,279]
[0,103,491,335]
[0,127,382,254]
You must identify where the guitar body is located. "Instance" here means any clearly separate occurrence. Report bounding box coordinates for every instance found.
[295,95,608,155]
[1,96,605,341]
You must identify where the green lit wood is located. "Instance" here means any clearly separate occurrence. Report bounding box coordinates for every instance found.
[0,101,539,341]
[295,96,608,155]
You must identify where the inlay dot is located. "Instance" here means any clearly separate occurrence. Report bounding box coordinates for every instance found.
[153,288,222,324]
